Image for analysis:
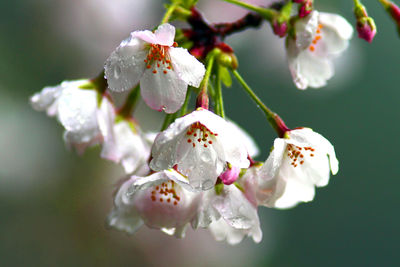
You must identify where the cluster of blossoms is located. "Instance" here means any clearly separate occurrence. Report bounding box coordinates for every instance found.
[31,0,392,244]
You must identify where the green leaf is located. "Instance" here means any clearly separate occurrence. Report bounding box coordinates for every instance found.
[219,65,232,88]
[215,183,224,195]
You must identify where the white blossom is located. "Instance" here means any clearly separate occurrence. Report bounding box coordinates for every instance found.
[105,23,205,113]
[256,128,339,209]
[30,80,113,154]
[150,108,250,191]
[286,11,353,89]
[107,170,202,238]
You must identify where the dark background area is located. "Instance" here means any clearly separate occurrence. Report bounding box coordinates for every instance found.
[0,0,398,266]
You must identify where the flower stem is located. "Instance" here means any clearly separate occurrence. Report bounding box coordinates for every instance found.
[161,113,176,131]
[215,68,225,118]
[118,84,140,118]
[178,87,192,117]
[161,3,177,24]
[201,54,215,93]
[231,69,288,137]
[221,0,275,21]
[196,53,216,109]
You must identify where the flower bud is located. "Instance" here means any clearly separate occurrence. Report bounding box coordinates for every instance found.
[356,17,377,43]
[272,20,288,37]
[216,50,239,70]
[219,165,241,185]
[298,0,313,18]
[354,1,377,42]
[380,0,400,36]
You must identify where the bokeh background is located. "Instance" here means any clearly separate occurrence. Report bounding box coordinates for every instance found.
[1,0,399,266]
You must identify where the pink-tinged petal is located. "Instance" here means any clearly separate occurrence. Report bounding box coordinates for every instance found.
[153,23,176,46]
[104,36,148,92]
[140,65,187,113]
[130,29,157,44]
[169,47,206,87]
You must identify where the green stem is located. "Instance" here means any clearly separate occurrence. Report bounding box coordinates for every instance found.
[353,0,361,5]
[118,85,140,118]
[221,0,275,21]
[161,3,177,24]
[215,69,225,118]
[161,113,175,131]
[201,55,216,94]
[231,69,283,135]
[178,87,192,117]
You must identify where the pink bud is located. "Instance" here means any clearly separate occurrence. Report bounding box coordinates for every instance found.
[389,2,400,22]
[293,0,306,3]
[298,0,313,18]
[357,19,376,43]
[272,21,288,38]
[219,166,240,185]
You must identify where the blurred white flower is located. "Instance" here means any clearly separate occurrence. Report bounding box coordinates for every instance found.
[150,108,250,191]
[256,128,339,209]
[286,11,353,89]
[99,117,151,174]
[105,23,205,113]
[30,80,113,154]
[107,170,202,238]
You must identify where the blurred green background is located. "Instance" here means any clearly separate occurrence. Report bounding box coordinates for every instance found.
[0,0,399,266]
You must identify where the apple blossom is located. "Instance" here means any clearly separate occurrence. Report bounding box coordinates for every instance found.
[104,23,206,113]
[286,11,353,89]
[30,80,113,154]
[107,169,202,237]
[256,128,339,209]
[150,108,250,191]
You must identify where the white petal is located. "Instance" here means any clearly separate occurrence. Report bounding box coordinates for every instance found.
[211,185,262,244]
[287,41,334,89]
[104,36,148,92]
[150,109,249,190]
[169,47,206,88]
[101,120,150,174]
[153,23,175,47]
[288,128,339,175]
[294,11,319,50]
[228,120,260,158]
[140,66,188,113]
[30,85,61,116]
[57,87,100,142]
[319,12,353,41]
[176,139,222,190]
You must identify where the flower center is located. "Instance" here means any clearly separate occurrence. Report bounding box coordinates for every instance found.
[150,180,181,206]
[186,122,218,148]
[144,43,177,75]
[309,24,323,52]
[286,144,315,168]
